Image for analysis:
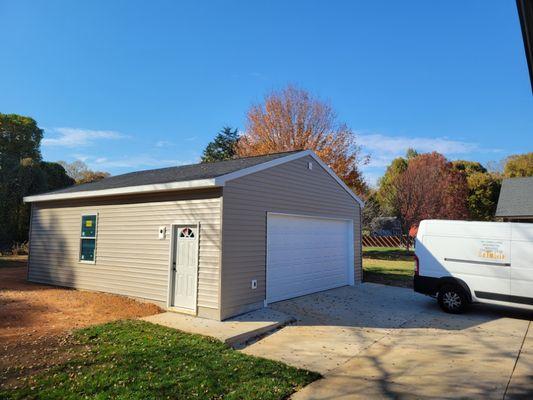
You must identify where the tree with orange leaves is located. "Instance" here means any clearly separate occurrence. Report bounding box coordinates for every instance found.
[236,86,369,195]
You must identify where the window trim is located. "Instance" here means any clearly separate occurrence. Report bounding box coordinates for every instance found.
[79,213,98,264]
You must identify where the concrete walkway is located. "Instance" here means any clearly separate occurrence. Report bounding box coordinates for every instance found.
[141,307,294,347]
[242,284,533,399]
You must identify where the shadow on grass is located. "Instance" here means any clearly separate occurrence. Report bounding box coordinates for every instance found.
[0,320,320,400]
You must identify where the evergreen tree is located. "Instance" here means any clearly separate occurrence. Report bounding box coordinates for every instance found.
[201,127,239,163]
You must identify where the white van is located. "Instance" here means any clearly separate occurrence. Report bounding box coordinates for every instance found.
[414,220,533,313]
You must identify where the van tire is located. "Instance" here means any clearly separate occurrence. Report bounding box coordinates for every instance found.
[438,284,469,314]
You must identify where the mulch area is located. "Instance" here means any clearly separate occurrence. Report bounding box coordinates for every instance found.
[0,261,161,389]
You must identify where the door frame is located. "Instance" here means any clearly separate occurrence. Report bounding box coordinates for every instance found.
[166,221,200,314]
[265,212,355,305]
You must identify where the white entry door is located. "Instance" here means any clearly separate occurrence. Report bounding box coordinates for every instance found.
[266,214,353,303]
[171,225,198,310]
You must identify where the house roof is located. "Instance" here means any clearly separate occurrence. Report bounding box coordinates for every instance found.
[495,176,533,217]
[24,150,364,207]
[41,151,300,196]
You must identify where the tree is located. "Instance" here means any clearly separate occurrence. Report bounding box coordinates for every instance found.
[201,126,239,163]
[236,85,369,195]
[0,113,42,168]
[40,162,76,190]
[58,160,110,184]
[391,152,469,233]
[77,170,110,184]
[503,153,533,177]
[451,160,487,175]
[376,156,408,215]
[452,160,501,221]
[405,148,419,160]
[1,159,73,244]
[0,114,73,245]
[465,172,501,221]
[361,191,385,234]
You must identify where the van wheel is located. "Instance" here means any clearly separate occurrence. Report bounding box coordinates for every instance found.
[438,284,468,314]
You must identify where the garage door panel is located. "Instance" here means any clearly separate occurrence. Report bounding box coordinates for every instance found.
[267,214,351,303]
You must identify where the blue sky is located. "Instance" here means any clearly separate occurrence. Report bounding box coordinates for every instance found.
[1,0,532,186]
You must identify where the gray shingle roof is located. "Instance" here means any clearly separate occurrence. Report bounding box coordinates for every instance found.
[495,177,533,217]
[44,151,303,196]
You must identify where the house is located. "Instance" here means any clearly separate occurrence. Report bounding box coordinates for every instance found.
[370,217,402,236]
[24,150,363,320]
[495,176,533,222]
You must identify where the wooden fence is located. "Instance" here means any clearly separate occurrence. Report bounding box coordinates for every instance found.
[362,235,414,249]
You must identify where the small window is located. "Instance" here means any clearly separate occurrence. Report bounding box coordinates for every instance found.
[80,214,97,262]
[179,227,194,238]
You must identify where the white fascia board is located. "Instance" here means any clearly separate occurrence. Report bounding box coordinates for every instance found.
[23,178,218,203]
[214,150,365,208]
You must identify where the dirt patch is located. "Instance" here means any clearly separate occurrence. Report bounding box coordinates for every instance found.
[0,262,161,388]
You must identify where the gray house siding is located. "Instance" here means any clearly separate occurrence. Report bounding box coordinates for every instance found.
[28,189,222,318]
[220,155,361,319]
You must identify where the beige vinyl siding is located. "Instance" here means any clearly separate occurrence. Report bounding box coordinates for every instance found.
[220,155,361,319]
[28,189,222,312]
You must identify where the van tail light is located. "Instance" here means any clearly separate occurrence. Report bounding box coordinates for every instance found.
[414,254,420,276]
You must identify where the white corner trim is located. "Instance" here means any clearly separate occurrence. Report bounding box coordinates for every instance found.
[23,178,217,203]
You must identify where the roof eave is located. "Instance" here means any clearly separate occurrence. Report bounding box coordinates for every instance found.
[23,178,219,203]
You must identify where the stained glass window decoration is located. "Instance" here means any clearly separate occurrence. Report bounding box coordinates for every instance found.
[179,227,194,238]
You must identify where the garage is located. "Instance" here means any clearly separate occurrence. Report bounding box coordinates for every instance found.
[25,149,363,320]
[266,213,354,303]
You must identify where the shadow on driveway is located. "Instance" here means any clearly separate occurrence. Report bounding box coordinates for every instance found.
[241,284,533,399]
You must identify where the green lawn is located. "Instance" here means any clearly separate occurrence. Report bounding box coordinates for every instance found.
[363,247,415,288]
[1,320,319,400]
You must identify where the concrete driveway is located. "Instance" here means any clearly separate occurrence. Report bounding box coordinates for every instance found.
[242,283,533,399]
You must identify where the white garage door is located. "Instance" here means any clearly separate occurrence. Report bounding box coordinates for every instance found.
[266,213,353,303]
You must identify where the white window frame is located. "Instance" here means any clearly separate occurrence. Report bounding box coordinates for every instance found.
[79,213,98,264]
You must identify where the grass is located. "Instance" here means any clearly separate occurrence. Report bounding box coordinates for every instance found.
[0,255,27,268]
[363,247,415,288]
[0,320,320,400]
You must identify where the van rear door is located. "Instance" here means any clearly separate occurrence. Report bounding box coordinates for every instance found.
[510,224,533,305]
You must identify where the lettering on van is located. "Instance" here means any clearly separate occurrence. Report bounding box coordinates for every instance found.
[478,240,506,261]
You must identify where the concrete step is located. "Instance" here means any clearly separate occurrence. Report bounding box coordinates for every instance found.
[141,307,294,348]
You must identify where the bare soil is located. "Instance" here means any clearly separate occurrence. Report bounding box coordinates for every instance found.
[0,260,161,388]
